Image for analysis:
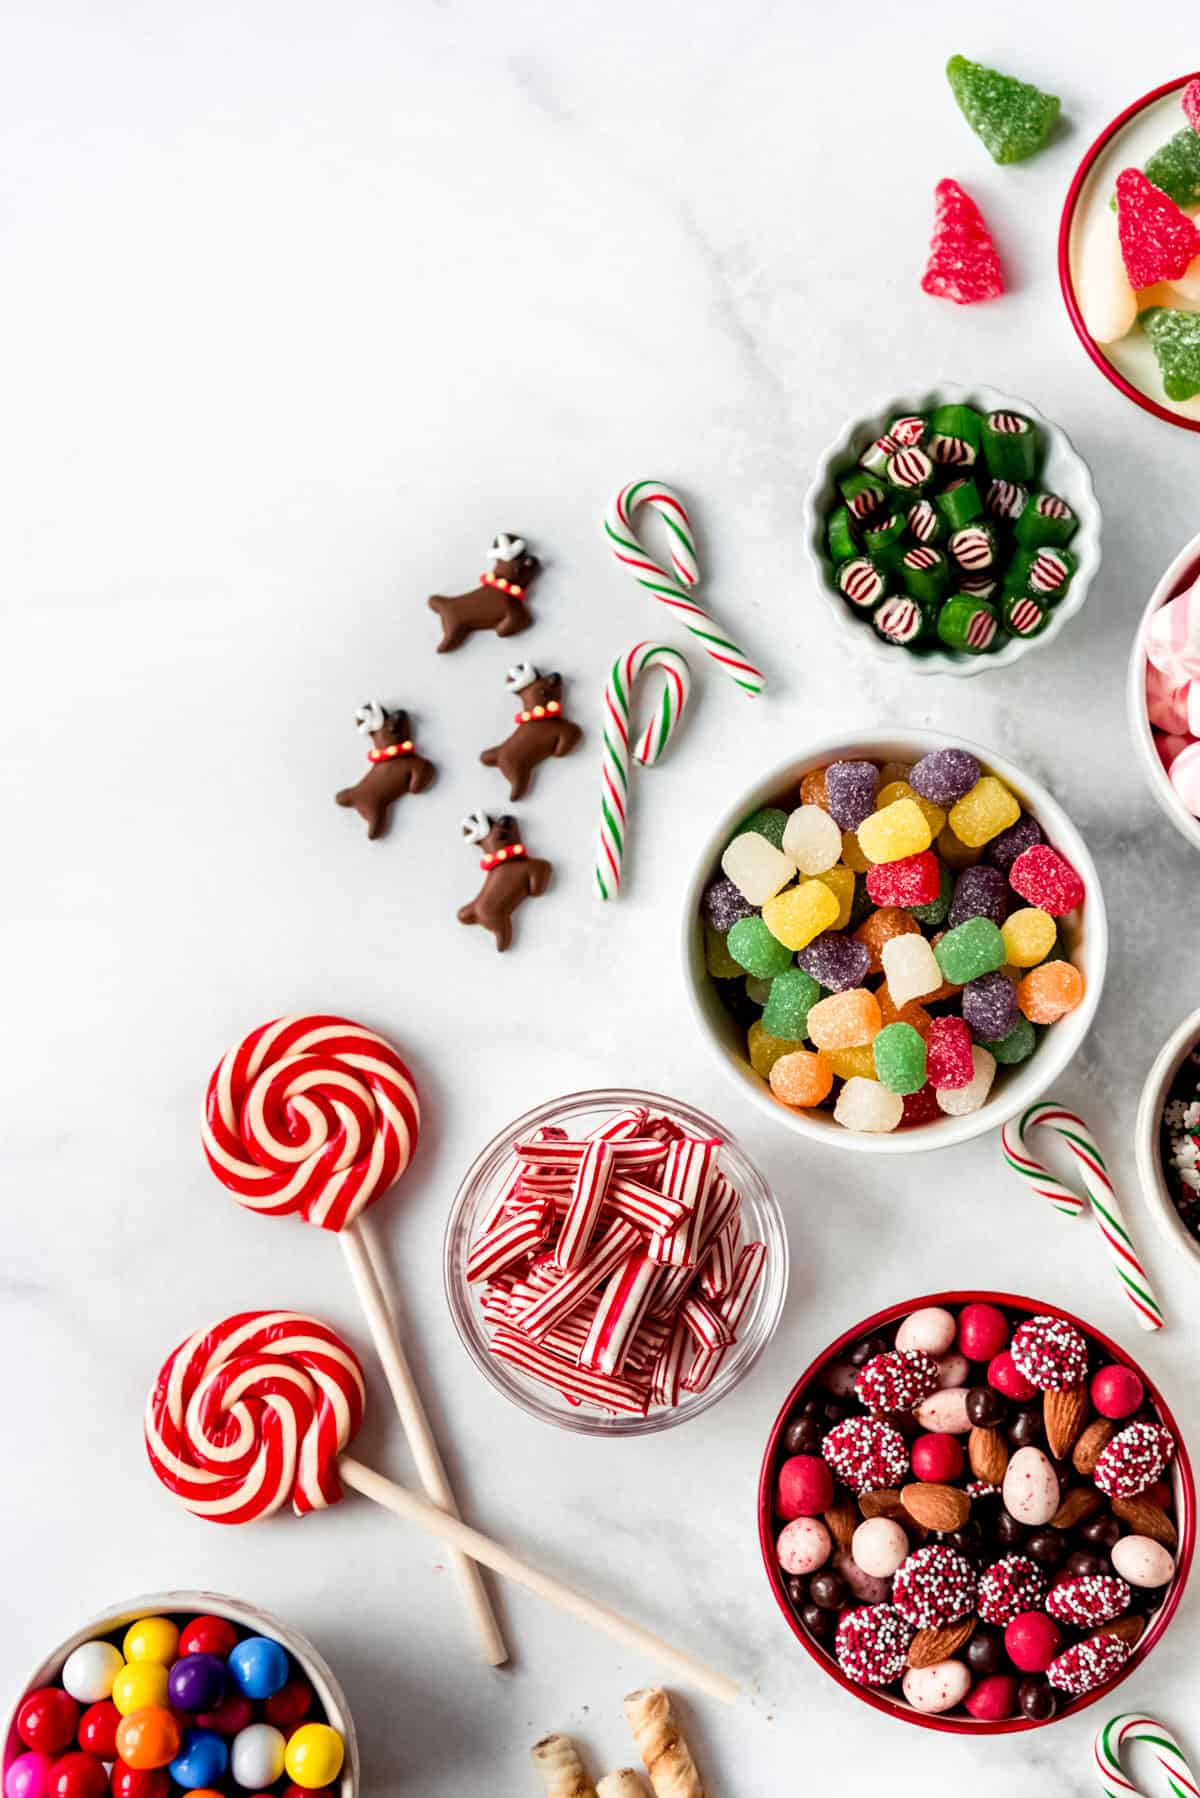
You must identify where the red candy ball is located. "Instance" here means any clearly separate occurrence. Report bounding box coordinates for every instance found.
[911,1433,965,1483]
[194,1694,254,1737]
[958,1304,1009,1362]
[1004,1610,1063,1674]
[18,1691,80,1756]
[47,1756,107,1798]
[964,1674,1018,1721]
[777,1454,835,1519]
[263,1677,313,1731]
[109,1769,169,1798]
[282,1789,332,1798]
[76,1704,120,1760]
[177,1616,239,1659]
[1090,1364,1144,1421]
[1148,1479,1172,1510]
[987,1350,1036,1400]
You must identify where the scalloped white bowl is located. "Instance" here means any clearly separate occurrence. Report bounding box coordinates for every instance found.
[803,382,1102,677]
[1126,529,1200,853]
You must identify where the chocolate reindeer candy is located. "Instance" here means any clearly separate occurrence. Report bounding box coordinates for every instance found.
[457,810,551,952]
[428,533,541,653]
[335,702,435,839]
[479,663,582,800]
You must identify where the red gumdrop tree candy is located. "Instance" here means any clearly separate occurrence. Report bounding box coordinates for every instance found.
[1116,168,1200,289]
[17,1693,80,1757]
[1185,79,1200,134]
[921,179,1004,305]
[989,1350,1036,1400]
[911,1432,965,1483]
[958,1303,1009,1361]
[965,1674,1018,1720]
[777,1454,835,1519]
[1090,1364,1144,1420]
[1004,1610,1063,1673]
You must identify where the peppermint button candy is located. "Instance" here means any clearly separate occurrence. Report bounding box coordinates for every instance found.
[986,478,1028,521]
[1004,592,1048,638]
[838,557,887,609]
[874,596,928,646]
[1010,1313,1089,1390]
[937,595,999,654]
[886,446,934,492]
[1029,550,1070,594]
[949,524,996,571]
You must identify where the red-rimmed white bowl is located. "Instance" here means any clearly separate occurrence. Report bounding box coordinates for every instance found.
[757,1291,1194,1734]
[1060,74,1200,432]
[1126,529,1200,851]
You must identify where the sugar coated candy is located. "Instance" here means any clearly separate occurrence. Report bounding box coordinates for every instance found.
[873,1022,928,1095]
[762,879,841,951]
[877,983,932,1037]
[881,933,941,1008]
[830,1042,877,1081]
[961,970,1019,1042]
[1141,126,1200,211]
[985,812,1042,872]
[948,864,1008,927]
[925,1015,974,1090]
[727,916,793,978]
[1009,844,1085,915]
[1141,308,1200,403]
[983,1014,1037,1064]
[921,178,1004,305]
[748,1019,806,1078]
[834,1077,905,1134]
[937,822,982,870]
[935,916,1006,984]
[808,987,882,1052]
[735,805,788,848]
[1116,169,1200,289]
[800,766,830,810]
[721,830,795,906]
[855,906,919,973]
[818,863,856,929]
[702,876,755,933]
[1184,78,1200,135]
[797,930,871,992]
[909,861,953,926]
[1018,960,1084,1024]
[949,776,1021,847]
[841,829,870,872]
[782,804,843,874]
[1001,907,1057,967]
[745,976,773,1005]
[704,923,742,979]
[910,748,980,807]
[935,1046,996,1115]
[867,850,941,907]
[769,1049,834,1109]
[825,761,880,830]
[945,55,1060,165]
[858,797,933,864]
[761,968,821,1040]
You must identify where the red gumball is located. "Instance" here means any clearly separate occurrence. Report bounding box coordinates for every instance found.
[1004,1610,1063,1674]
[194,1694,253,1736]
[282,1787,331,1798]
[777,1454,835,1519]
[1090,1364,1144,1421]
[177,1616,239,1659]
[964,1674,1018,1721]
[987,1350,1036,1401]
[263,1675,313,1731]
[18,1690,80,1756]
[958,1304,1009,1362]
[48,1754,107,1798]
[76,1703,120,1760]
[911,1432,965,1483]
[109,1768,169,1798]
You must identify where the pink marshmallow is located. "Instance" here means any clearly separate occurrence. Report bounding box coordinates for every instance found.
[1155,729,1194,771]
[1146,576,1200,684]
[1145,662,1191,734]
[1169,740,1200,816]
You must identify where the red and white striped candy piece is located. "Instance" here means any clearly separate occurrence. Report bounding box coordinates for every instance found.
[580,1250,657,1375]
[203,1015,420,1232]
[145,1310,365,1523]
[554,1139,615,1270]
[887,447,933,488]
[684,1242,767,1392]
[1030,550,1069,593]
[839,559,886,608]
[890,415,926,447]
[875,598,924,644]
[466,1201,555,1283]
[950,525,994,570]
[1007,597,1046,637]
[966,606,997,651]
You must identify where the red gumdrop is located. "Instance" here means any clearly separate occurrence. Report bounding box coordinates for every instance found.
[1090,1363,1144,1420]
[926,1016,975,1091]
[177,1617,239,1659]
[911,1432,965,1483]
[1116,168,1200,289]
[964,1673,1018,1721]
[988,1350,1036,1400]
[777,1454,835,1519]
[109,1769,169,1798]
[866,851,941,907]
[193,1694,253,1737]
[263,1676,313,1731]
[1008,844,1086,917]
[958,1303,1009,1362]
[1004,1610,1063,1673]
[1185,78,1200,134]
[76,1704,120,1760]
[47,1756,107,1798]
[900,1084,941,1127]
[18,1693,80,1758]
[921,178,1004,305]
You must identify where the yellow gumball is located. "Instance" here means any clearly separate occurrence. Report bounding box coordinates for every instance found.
[112,1659,169,1716]
[122,1616,180,1665]
[285,1722,346,1789]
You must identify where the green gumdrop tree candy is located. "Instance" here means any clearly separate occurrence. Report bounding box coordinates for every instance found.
[1144,128,1200,212]
[946,55,1060,165]
[1141,308,1200,402]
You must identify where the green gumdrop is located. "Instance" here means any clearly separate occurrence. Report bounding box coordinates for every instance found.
[872,1022,928,1095]
[727,916,793,979]
[1144,128,1200,211]
[762,968,821,1040]
[704,923,742,979]
[946,55,1060,165]
[748,1018,806,1078]
[909,861,953,926]
[1141,309,1200,403]
[983,1015,1037,1065]
[734,806,788,849]
[935,916,1006,983]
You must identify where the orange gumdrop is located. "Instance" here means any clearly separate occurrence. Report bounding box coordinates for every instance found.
[768,1048,834,1108]
[1017,959,1084,1024]
[876,982,932,1037]
[800,767,830,812]
[807,987,883,1051]
[854,906,920,975]
[115,1707,182,1771]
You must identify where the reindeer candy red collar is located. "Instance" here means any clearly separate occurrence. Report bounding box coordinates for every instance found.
[456,811,551,952]
[479,663,582,801]
[334,701,435,840]
[428,533,542,654]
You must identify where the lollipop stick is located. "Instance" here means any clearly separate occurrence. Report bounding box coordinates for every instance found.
[337,1454,740,1704]
[340,1223,509,1666]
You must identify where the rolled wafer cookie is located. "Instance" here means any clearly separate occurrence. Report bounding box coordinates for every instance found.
[597,1775,648,1798]
[531,1734,597,1798]
[623,1689,705,1798]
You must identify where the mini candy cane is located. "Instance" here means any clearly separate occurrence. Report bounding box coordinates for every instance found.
[596,641,691,901]
[1094,1712,1199,1798]
[1001,1101,1165,1332]
[604,480,765,695]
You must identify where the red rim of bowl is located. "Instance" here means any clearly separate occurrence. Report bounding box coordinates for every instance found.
[757,1289,1195,1734]
[1058,73,1200,435]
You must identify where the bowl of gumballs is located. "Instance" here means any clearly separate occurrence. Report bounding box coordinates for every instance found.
[803,383,1101,673]
[1135,1005,1200,1269]
[1126,528,1200,851]
[2,1593,357,1798]
[683,731,1105,1152]
[757,1292,1194,1733]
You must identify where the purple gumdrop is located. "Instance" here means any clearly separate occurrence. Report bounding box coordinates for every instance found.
[948,864,1008,929]
[961,971,1019,1042]
[825,761,879,830]
[909,748,980,806]
[796,931,871,992]
[985,813,1043,873]
[702,876,755,932]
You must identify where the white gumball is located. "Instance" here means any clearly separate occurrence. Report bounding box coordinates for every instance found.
[61,1640,124,1703]
[230,1724,287,1790]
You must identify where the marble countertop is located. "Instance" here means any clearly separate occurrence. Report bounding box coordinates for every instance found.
[4,1,1200,1792]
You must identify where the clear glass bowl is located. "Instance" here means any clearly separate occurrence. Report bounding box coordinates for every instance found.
[443,1087,788,1437]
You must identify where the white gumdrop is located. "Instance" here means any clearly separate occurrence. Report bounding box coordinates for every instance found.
[782,804,842,875]
[881,933,942,1008]
[720,831,795,906]
[935,1046,996,1116]
[1078,207,1137,344]
[834,1076,904,1134]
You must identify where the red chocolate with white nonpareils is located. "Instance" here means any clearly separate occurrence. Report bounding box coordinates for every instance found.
[1093,1421,1175,1499]
[1009,1314,1089,1391]
[891,1544,977,1629]
[834,1606,915,1686]
[821,1417,910,1495]
[1045,1631,1133,1696]
[853,1349,939,1411]
[1044,1574,1130,1629]
[976,1554,1048,1626]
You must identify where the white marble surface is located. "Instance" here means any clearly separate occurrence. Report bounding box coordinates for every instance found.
[4,2,1200,1792]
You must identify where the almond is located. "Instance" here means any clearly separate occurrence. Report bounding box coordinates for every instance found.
[901,1481,970,1533]
[824,1496,859,1552]
[1044,1384,1088,1459]
[1073,1418,1116,1476]
[1112,1496,1178,1550]
[907,1617,976,1669]
[858,1488,904,1520]
[968,1426,1009,1485]
[1049,1485,1104,1530]
[1095,1614,1146,1647]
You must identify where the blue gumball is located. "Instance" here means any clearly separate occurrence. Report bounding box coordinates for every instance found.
[169,1726,229,1791]
[226,1634,290,1701]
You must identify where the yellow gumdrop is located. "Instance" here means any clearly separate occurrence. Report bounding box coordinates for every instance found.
[856,798,933,864]
[762,878,840,951]
[948,776,1021,847]
[936,822,983,869]
[840,830,870,873]
[876,780,947,838]
[815,864,855,930]
[1001,907,1057,968]
[828,1042,877,1080]
[748,1019,806,1078]
[704,923,742,979]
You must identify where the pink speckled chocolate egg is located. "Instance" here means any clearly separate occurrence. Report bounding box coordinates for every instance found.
[902,1659,971,1714]
[852,1517,910,1579]
[1002,1446,1060,1525]
[1111,1534,1176,1588]
[914,1387,972,1434]
[777,1515,833,1575]
[896,1307,957,1357]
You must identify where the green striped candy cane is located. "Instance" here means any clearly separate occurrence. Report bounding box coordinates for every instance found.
[596,641,691,901]
[1095,1713,1199,1798]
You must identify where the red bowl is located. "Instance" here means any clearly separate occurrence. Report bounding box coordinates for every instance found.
[1059,74,1200,433]
[757,1290,1195,1733]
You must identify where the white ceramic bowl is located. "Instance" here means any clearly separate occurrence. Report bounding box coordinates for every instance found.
[803,382,1102,676]
[681,729,1108,1155]
[1126,528,1200,853]
[2,1590,359,1796]
[1135,1005,1200,1269]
